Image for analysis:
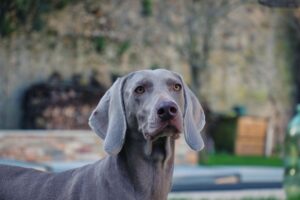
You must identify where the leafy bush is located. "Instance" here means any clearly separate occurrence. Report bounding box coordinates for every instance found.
[117,40,131,57]
[141,0,152,17]
[210,115,237,154]
[94,36,107,53]
[0,0,76,36]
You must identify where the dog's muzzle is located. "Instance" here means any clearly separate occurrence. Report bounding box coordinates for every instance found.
[145,101,182,141]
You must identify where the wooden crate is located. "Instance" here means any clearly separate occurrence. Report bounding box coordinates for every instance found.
[235,116,268,156]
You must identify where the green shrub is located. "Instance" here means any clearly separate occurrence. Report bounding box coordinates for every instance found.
[94,36,107,53]
[210,115,237,154]
[141,0,152,17]
[0,0,76,37]
[117,41,131,57]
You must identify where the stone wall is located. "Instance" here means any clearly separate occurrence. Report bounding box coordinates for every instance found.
[0,0,293,146]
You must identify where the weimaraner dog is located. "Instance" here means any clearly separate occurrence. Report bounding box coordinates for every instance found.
[0,69,205,200]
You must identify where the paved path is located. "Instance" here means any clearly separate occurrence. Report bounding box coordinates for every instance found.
[169,188,285,200]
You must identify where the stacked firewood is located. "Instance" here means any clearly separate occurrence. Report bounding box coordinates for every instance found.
[22,72,106,129]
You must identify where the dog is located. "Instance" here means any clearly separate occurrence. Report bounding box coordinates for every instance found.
[0,69,205,200]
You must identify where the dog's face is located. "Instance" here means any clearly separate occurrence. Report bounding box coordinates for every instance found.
[123,69,185,142]
[89,69,205,155]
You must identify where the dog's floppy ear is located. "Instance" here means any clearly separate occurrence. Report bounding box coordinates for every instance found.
[173,72,205,151]
[182,84,205,151]
[172,72,205,151]
[89,77,127,155]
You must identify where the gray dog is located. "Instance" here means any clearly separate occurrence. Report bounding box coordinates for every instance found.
[0,69,205,200]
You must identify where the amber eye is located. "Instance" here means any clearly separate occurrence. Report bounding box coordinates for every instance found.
[173,83,182,91]
[134,86,145,94]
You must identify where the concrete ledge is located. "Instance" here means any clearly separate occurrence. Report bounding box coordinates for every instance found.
[168,189,285,200]
[0,130,198,165]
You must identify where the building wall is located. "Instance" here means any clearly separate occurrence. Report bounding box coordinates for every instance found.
[0,0,292,140]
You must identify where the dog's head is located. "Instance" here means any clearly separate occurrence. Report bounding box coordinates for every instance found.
[89,69,205,155]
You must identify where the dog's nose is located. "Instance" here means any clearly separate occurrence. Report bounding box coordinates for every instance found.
[157,101,178,121]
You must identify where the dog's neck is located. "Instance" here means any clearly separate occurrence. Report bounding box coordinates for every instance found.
[116,131,176,200]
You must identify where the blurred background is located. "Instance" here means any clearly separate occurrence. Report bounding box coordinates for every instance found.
[1,0,300,199]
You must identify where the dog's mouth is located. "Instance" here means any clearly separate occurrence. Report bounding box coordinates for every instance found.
[144,124,181,156]
[145,124,181,141]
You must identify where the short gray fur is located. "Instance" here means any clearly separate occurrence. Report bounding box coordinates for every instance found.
[0,69,205,200]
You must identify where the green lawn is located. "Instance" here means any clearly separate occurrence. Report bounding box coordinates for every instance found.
[203,154,283,167]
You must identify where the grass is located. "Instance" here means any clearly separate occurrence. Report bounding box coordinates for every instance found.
[203,154,283,167]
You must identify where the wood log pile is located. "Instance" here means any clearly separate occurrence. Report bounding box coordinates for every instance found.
[22,72,106,129]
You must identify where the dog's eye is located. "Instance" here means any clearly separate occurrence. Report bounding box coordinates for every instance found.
[173,83,182,91]
[134,86,145,94]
